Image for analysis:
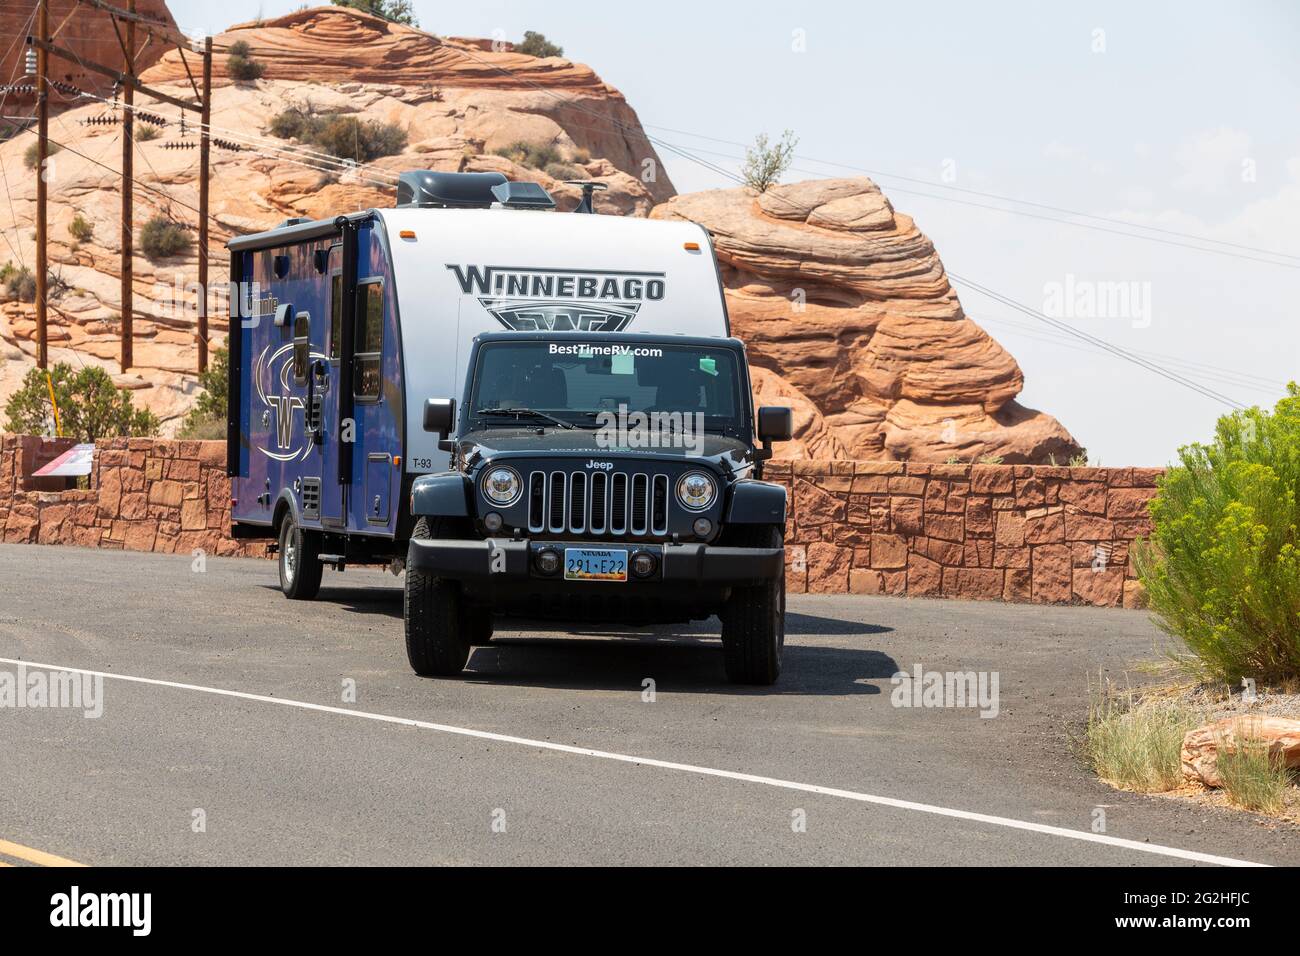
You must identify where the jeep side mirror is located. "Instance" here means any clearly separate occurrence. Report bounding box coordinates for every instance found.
[757,406,793,443]
[423,398,455,436]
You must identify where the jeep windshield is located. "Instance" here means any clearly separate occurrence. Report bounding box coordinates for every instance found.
[467,341,746,437]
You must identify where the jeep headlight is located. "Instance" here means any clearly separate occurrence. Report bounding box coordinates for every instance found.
[481,466,522,506]
[676,471,716,511]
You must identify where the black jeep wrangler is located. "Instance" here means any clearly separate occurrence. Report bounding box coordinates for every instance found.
[404,331,792,684]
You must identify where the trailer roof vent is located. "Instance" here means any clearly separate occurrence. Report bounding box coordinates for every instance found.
[396,170,508,209]
[490,181,556,211]
[277,216,312,228]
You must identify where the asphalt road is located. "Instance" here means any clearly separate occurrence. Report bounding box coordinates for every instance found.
[0,543,1294,866]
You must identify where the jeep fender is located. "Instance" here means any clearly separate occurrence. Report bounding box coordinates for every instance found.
[410,471,472,518]
[724,479,787,525]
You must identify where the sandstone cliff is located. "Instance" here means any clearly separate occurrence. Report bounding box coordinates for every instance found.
[0,6,672,426]
[652,179,1082,463]
[0,5,1082,463]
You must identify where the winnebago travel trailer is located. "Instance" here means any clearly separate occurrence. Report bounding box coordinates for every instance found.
[227,172,794,683]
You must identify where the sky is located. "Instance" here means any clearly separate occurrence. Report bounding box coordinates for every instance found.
[165,0,1300,466]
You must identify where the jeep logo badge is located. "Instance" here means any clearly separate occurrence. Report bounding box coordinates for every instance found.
[446,264,665,332]
[585,460,614,470]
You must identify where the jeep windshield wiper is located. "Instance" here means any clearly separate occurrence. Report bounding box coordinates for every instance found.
[474,407,576,430]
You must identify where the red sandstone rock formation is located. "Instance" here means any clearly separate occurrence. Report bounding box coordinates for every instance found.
[1182,716,1300,788]
[654,179,1083,463]
[0,6,672,428]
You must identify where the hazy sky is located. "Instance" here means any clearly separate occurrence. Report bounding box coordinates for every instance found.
[165,0,1300,466]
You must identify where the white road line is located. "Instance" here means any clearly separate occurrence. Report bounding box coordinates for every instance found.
[2,656,1267,868]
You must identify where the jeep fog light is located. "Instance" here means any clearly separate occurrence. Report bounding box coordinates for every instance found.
[483,511,504,532]
[535,548,561,575]
[482,466,522,506]
[676,471,716,511]
[631,551,657,578]
[692,517,712,538]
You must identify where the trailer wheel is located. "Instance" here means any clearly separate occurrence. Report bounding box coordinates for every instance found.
[404,517,471,676]
[720,524,785,685]
[278,514,323,600]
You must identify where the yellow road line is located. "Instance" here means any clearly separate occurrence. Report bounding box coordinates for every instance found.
[0,838,85,867]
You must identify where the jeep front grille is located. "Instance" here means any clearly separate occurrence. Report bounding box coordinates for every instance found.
[527,470,670,536]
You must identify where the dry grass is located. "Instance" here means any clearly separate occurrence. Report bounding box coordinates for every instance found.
[1217,735,1293,814]
[1084,683,1203,792]
[1084,672,1300,824]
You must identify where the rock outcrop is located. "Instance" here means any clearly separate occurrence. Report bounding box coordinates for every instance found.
[1,6,1081,461]
[0,6,672,427]
[1181,715,1300,789]
[654,179,1082,462]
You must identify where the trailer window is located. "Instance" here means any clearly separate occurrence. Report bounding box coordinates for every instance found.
[292,312,310,385]
[329,273,342,360]
[354,280,383,401]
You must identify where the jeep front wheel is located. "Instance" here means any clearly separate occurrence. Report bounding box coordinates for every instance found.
[720,524,785,685]
[404,517,471,676]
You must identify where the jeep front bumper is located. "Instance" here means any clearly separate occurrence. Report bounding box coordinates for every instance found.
[406,537,783,587]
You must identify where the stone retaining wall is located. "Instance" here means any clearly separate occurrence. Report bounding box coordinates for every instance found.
[1,436,1161,606]
[0,435,267,558]
[765,460,1160,607]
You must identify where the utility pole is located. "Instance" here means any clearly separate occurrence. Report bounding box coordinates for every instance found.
[197,35,211,373]
[34,0,49,369]
[30,0,214,376]
[120,0,136,372]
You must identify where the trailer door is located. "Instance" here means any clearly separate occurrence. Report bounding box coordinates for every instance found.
[313,245,346,526]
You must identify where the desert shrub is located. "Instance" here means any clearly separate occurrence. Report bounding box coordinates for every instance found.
[742,130,798,193]
[1084,686,1202,792]
[23,139,61,170]
[516,31,563,58]
[68,214,94,242]
[3,265,35,302]
[226,40,266,82]
[330,0,418,25]
[179,345,229,438]
[1134,386,1300,684]
[268,109,407,163]
[544,162,585,181]
[134,122,161,141]
[493,140,561,169]
[139,215,193,260]
[4,363,159,440]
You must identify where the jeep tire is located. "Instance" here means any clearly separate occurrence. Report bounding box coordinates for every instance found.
[720,524,785,685]
[404,517,472,676]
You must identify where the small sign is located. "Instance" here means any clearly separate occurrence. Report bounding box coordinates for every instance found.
[33,443,94,477]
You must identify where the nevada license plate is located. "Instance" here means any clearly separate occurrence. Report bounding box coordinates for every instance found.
[564,548,628,582]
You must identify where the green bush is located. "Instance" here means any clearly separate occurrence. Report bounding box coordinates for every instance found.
[139,216,193,260]
[23,139,61,170]
[1134,385,1300,684]
[493,140,561,170]
[226,40,266,82]
[516,31,563,58]
[3,265,35,302]
[134,122,161,141]
[3,363,160,441]
[267,109,407,163]
[330,0,418,25]
[742,130,798,193]
[543,161,585,181]
[68,214,94,242]
[179,345,229,438]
